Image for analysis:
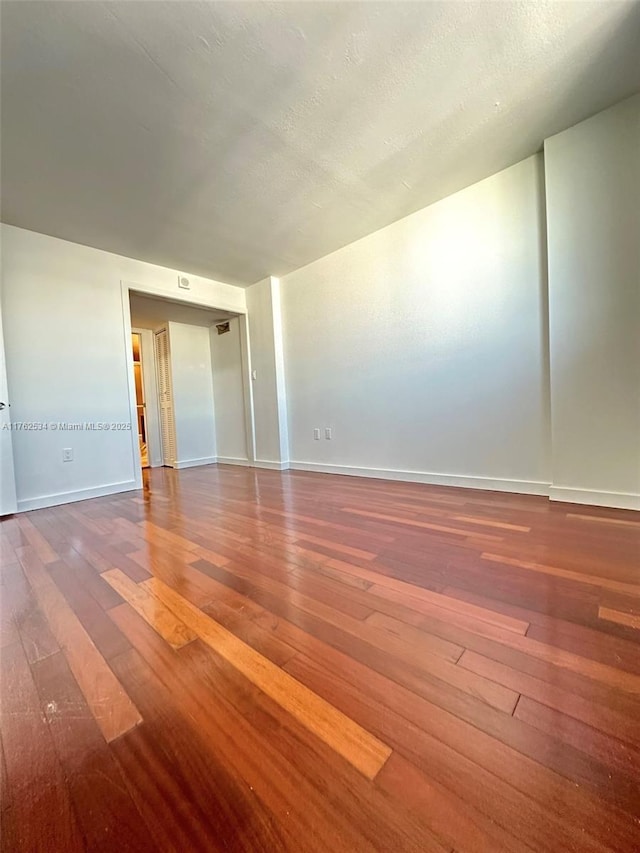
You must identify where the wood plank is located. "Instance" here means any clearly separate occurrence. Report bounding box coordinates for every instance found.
[275,621,639,850]
[514,695,640,777]
[342,507,504,541]
[434,611,640,719]
[285,652,619,853]
[62,550,126,610]
[111,609,438,852]
[482,552,640,597]
[292,561,373,590]
[178,639,448,853]
[0,734,9,814]
[598,606,640,631]
[190,544,231,567]
[367,581,530,635]
[499,632,640,694]
[102,568,197,649]
[30,650,155,851]
[1,561,34,651]
[16,545,142,742]
[90,542,153,582]
[202,598,297,666]
[48,561,131,661]
[458,649,640,748]
[15,593,59,665]
[524,619,640,674]
[15,515,58,564]
[196,556,525,717]
[4,465,640,850]
[0,642,84,851]
[293,532,377,561]
[376,752,533,853]
[452,514,531,532]
[196,556,383,636]
[141,576,392,780]
[0,537,17,568]
[365,611,519,713]
[0,546,58,664]
[112,707,292,852]
[367,598,640,697]
[137,520,201,552]
[445,585,640,671]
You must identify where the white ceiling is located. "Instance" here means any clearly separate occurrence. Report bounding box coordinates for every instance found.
[129,292,233,329]
[2,2,639,286]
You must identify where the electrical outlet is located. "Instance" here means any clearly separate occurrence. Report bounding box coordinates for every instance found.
[62,448,73,462]
[313,428,320,440]
[325,427,332,440]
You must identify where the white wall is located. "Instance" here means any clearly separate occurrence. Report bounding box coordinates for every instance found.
[0,299,18,515]
[545,95,640,509]
[1,225,245,509]
[4,98,638,512]
[167,322,217,468]
[245,277,289,468]
[210,317,249,463]
[280,155,551,492]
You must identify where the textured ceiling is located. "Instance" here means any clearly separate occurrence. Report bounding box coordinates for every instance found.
[129,292,234,329]
[2,1,640,286]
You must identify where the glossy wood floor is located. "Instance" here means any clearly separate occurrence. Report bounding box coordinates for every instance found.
[1,466,639,852]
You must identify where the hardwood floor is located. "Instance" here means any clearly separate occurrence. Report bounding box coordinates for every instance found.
[1,465,639,852]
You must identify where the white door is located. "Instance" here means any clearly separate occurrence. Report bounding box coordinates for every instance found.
[0,307,17,515]
[154,328,177,467]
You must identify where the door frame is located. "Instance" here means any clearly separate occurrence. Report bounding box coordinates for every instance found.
[120,280,256,490]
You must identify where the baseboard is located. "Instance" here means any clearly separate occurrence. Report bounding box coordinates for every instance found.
[549,486,640,511]
[173,457,218,470]
[14,467,637,513]
[215,457,288,470]
[18,480,139,512]
[288,461,549,496]
[253,459,290,471]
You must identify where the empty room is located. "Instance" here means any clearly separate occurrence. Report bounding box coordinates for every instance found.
[1,2,639,851]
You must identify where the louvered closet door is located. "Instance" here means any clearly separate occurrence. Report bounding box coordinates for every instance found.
[154,328,177,467]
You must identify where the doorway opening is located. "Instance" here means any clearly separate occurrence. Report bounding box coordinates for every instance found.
[126,289,255,475]
[131,332,149,468]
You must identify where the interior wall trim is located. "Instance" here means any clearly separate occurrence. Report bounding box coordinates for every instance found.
[191,457,289,471]
[173,457,218,470]
[17,480,139,512]
[289,461,550,496]
[252,459,290,471]
[549,486,640,511]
